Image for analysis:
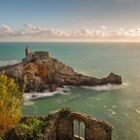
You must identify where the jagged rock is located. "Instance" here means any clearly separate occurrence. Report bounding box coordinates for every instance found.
[49,84,58,92]
[0,51,122,92]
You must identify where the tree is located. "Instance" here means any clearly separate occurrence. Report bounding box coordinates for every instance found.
[0,74,23,136]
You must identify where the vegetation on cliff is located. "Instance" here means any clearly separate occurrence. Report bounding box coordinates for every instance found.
[13,117,48,139]
[0,74,23,137]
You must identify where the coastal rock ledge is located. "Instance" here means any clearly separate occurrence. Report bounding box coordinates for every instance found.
[0,48,122,92]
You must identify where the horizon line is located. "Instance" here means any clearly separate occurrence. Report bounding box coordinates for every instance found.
[1,40,140,43]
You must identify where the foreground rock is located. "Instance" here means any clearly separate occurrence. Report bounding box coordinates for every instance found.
[0,49,122,92]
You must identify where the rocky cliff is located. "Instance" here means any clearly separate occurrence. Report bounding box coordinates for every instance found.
[0,51,122,92]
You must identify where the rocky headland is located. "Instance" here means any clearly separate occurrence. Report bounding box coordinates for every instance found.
[0,48,122,92]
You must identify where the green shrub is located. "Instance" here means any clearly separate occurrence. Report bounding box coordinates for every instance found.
[15,118,48,139]
[59,107,71,117]
[47,112,55,120]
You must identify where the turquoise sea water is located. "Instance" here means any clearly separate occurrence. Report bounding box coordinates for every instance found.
[0,42,140,140]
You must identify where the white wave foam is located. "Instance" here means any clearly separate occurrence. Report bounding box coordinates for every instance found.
[24,101,34,106]
[23,86,70,105]
[136,109,140,114]
[112,105,117,109]
[103,105,106,108]
[82,82,129,91]
[0,60,18,66]
[108,109,116,115]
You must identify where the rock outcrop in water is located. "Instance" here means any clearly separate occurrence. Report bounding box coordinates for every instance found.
[0,48,122,92]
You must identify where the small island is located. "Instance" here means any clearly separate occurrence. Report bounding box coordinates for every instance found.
[0,47,122,92]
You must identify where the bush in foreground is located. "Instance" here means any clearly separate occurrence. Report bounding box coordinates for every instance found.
[0,74,23,136]
[14,118,48,139]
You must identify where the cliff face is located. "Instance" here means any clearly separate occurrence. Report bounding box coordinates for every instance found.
[0,51,122,92]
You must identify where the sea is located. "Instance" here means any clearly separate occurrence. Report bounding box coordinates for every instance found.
[0,42,140,140]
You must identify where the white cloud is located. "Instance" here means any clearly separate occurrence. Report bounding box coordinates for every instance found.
[0,25,13,33]
[0,24,140,41]
[78,28,94,38]
[101,26,107,30]
[0,25,13,37]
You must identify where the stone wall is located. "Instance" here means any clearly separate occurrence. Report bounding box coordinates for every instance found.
[56,115,73,140]
[22,51,50,63]
[54,111,112,140]
[6,110,112,140]
[32,51,49,60]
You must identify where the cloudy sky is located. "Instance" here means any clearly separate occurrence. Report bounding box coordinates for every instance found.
[0,0,140,42]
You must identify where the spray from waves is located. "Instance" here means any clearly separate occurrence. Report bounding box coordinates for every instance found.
[23,86,70,106]
[82,82,129,91]
[0,60,18,66]
[23,82,129,105]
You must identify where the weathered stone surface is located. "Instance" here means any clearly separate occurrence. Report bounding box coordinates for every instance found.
[5,109,113,140]
[0,51,122,92]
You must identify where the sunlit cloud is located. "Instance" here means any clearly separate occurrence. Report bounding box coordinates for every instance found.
[0,25,13,33]
[119,27,124,31]
[101,26,107,30]
[1,24,140,42]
